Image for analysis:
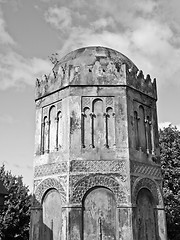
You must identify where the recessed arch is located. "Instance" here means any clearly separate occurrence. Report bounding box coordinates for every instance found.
[134,188,159,240]
[71,174,127,206]
[34,178,66,205]
[42,188,62,240]
[83,186,117,240]
[132,177,159,205]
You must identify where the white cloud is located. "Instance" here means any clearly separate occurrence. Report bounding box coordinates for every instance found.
[135,0,158,14]
[91,17,116,30]
[0,8,15,45]
[45,6,72,30]
[0,51,52,89]
[42,0,180,88]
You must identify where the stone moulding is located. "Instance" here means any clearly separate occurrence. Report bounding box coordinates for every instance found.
[34,177,66,205]
[70,173,128,206]
[132,177,161,206]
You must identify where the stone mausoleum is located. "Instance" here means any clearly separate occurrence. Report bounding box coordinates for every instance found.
[30,46,167,240]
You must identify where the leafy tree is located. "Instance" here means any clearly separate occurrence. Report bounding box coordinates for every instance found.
[159,125,180,240]
[0,165,31,240]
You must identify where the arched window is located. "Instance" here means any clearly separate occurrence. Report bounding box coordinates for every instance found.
[105,107,115,148]
[92,99,104,148]
[82,107,91,148]
[56,111,62,150]
[49,106,56,152]
[134,111,139,150]
[42,116,49,153]
[146,116,152,154]
[138,105,146,152]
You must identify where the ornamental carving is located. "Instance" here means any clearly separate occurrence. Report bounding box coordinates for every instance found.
[131,161,161,178]
[132,177,159,205]
[34,178,66,205]
[70,160,126,173]
[71,174,127,206]
[34,162,67,178]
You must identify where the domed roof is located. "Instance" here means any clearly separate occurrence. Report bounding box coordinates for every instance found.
[57,46,137,70]
[35,46,157,100]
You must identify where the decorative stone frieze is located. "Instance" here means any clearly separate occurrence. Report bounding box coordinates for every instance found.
[131,161,162,178]
[70,160,126,173]
[34,162,67,178]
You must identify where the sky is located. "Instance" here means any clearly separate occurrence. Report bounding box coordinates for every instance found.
[0,0,180,190]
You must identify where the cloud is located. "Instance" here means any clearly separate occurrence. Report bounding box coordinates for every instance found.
[91,17,116,31]
[0,8,15,45]
[0,51,52,89]
[44,6,72,30]
[43,0,180,88]
[0,5,53,90]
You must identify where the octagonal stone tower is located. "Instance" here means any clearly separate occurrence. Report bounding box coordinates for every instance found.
[30,46,167,240]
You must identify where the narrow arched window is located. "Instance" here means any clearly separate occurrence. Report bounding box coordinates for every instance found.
[92,99,104,148]
[43,116,48,153]
[49,106,56,152]
[105,107,115,148]
[146,116,152,154]
[56,111,62,150]
[134,111,139,150]
[82,107,91,148]
[138,105,146,152]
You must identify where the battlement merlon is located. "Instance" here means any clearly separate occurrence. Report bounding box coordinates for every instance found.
[34,47,157,100]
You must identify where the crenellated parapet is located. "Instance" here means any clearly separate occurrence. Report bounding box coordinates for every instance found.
[35,46,157,100]
[126,67,157,99]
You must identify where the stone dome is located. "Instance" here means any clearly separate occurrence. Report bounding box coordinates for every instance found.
[57,46,137,70]
[49,46,138,87]
[35,46,156,99]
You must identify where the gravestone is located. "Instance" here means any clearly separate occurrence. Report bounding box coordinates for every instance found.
[30,46,167,240]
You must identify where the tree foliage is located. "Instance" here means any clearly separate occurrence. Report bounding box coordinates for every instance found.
[159,125,180,240]
[0,165,31,240]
